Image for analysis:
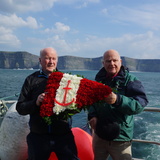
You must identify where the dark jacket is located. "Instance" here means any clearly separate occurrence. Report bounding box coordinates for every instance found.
[88,66,148,141]
[16,70,71,135]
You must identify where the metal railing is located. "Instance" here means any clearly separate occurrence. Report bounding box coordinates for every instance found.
[0,94,19,123]
[132,107,160,159]
[0,93,19,101]
[132,107,160,145]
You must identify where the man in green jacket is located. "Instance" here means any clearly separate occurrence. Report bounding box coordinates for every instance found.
[88,49,148,160]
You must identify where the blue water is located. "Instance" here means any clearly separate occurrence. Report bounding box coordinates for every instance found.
[0,69,160,160]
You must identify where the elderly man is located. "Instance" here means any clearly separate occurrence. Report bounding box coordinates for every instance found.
[88,49,148,160]
[16,47,79,160]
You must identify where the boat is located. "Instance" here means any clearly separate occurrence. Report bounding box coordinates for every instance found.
[0,95,160,160]
[0,96,93,160]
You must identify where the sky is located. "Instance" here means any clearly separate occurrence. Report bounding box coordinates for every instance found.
[0,0,160,59]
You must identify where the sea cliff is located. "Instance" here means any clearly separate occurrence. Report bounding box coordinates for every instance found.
[0,51,159,72]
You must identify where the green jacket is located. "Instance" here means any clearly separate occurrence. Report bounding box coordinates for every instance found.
[88,66,148,141]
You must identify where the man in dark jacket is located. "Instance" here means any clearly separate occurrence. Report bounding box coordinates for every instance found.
[16,47,79,160]
[88,49,148,160]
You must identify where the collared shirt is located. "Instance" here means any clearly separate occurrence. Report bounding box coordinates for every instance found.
[38,69,48,79]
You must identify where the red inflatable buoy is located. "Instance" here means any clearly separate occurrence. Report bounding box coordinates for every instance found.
[49,152,58,160]
[49,127,94,160]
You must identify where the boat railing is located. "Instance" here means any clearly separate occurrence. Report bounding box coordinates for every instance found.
[0,93,19,101]
[132,107,160,159]
[0,93,19,120]
[132,107,160,147]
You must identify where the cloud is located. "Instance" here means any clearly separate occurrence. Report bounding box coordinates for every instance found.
[0,14,39,29]
[57,0,100,4]
[44,22,70,34]
[0,0,100,13]
[0,0,160,59]
[56,0,100,8]
[105,4,160,30]
[0,14,40,50]
[101,8,108,15]
[54,22,70,32]
[0,27,20,48]
[10,30,160,59]
[46,31,160,59]
[26,17,40,29]
[0,0,57,13]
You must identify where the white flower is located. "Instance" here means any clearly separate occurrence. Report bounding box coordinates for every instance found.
[53,73,82,115]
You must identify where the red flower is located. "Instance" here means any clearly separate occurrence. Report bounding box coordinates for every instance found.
[40,72,63,117]
[40,72,112,122]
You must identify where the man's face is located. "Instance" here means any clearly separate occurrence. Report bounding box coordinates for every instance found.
[103,51,122,77]
[39,48,58,75]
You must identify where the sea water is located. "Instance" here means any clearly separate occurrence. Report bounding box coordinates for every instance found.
[0,69,160,160]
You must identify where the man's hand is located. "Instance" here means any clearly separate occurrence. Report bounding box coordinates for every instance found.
[89,117,97,130]
[104,92,117,104]
[36,93,46,106]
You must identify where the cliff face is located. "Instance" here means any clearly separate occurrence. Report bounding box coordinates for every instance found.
[58,56,102,70]
[121,57,160,72]
[0,51,160,72]
[0,51,39,69]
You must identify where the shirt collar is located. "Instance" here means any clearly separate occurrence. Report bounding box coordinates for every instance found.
[106,73,118,79]
[38,69,48,78]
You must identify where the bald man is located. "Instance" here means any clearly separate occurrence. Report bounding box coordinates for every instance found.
[16,47,79,160]
[88,49,148,160]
